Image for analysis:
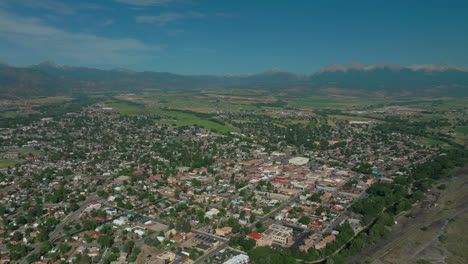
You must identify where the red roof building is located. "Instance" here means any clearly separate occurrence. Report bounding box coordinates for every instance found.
[246,233,263,240]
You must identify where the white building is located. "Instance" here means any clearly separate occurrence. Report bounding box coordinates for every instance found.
[224,254,249,264]
[289,157,309,166]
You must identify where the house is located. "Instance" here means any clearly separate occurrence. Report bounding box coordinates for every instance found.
[113,219,126,226]
[246,233,263,240]
[3,152,19,159]
[215,226,232,237]
[86,202,101,211]
[134,229,145,236]
[315,234,336,249]
[299,233,318,251]
[205,208,219,219]
[157,251,176,263]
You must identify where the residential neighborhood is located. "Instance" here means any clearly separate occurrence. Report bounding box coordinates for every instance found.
[0,100,461,264]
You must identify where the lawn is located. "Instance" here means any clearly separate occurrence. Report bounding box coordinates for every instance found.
[420,138,446,146]
[1,111,24,118]
[0,160,20,168]
[18,149,41,156]
[105,100,147,116]
[284,96,389,109]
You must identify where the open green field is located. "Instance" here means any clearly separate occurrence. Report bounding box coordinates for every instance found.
[18,149,41,156]
[420,137,446,146]
[29,96,72,104]
[1,111,25,118]
[284,96,390,109]
[106,98,239,133]
[0,160,20,168]
[141,91,274,111]
[106,94,467,136]
[455,126,468,135]
[201,88,269,97]
[156,109,239,133]
[105,99,147,115]
[386,98,468,112]
[431,99,468,111]
[329,115,374,121]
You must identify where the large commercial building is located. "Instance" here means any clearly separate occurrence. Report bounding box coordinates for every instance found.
[223,254,249,264]
[257,224,294,246]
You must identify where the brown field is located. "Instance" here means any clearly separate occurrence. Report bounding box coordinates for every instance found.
[347,165,468,264]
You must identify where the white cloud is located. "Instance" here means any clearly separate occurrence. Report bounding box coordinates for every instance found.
[2,0,101,15]
[136,11,204,25]
[103,19,115,26]
[114,0,175,6]
[0,11,162,66]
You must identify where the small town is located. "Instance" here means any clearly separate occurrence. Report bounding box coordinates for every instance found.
[1,99,458,264]
[1,1,468,263]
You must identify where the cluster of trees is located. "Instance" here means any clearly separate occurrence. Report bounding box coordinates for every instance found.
[45,186,70,203]
[144,235,163,248]
[175,218,191,233]
[6,242,33,261]
[218,217,251,234]
[123,240,140,262]
[229,236,256,251]
[97,234,113,248]
[351,163,373,174]
[182,247,205,260]
[151,139,216,169]
[352,181,407,224]
[248,246,296,264]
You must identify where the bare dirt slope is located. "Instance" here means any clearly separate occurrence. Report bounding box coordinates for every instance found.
[346,165,468,264]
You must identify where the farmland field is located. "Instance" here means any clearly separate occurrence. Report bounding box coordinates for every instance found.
[106,97,239,133]
[420,138,446,146]
[0,160,20,168]
[155,109,239,133]
[329,115,374,121]
[284,96,389,109]
[455,126,468,135]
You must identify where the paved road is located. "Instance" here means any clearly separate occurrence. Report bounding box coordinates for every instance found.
[49,194,100,241]
[192,229,229,243]
[50,177,115,241]
[20,178,114,264]
[191,187,307,264]
[193,242,229,264]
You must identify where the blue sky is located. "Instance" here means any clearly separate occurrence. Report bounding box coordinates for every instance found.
[0,0,467,74]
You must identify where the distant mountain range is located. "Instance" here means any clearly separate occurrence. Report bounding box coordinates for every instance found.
[0,61,467,98]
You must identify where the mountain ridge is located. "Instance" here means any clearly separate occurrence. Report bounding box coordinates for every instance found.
[0,61,467,98]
